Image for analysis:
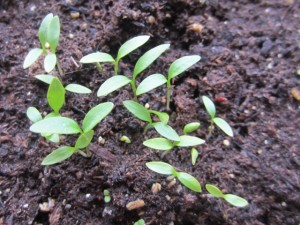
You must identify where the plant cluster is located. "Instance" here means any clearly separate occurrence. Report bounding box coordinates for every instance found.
[24,13,248,212]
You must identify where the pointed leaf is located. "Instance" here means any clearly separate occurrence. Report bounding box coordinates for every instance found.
[143,138,173,151]
[191,148,199,166]
[133,44,170,78]
[117,35,150,61]
[213,117,233,137]
[205,184,224,198]
[123,100,152,123]
[136,74,167,96]
[153,122,180,141]
[41,146,76,165]
[149,110,169,124]
[23,48,43,69]
[35,74,55,84]
[45,133,60,143]
[38,13,53,50]
[75,130,94,149]
[65,84,92,94]
[26,107,42,123]
[82,102,114,132]
[97,75,131,97]
[175,135,205,147]
[47,77,65,113]
[47,15,60,52]
[183,122,201,134]
[30,117,81,134]
[44,53,57,73]
[80,52,115,64]
[168,55,201,79]
[146,161,176,175]
[223,194,249,208]
[202,96,216,119]
[177,172,202,192]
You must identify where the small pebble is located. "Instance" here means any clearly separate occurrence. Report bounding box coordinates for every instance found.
[189,23,204,33]
[71,11,80,19]
[30,5,36,12]
[69,33,74,39]
[223,139,230,147]
[167,179,176,188]
[229,173,235,178]
[147,16,155,24]
[82,23,87,30]
[291,87,300,100]
[23,204,29,208]
[176,185,183,194]
[144,103,150,109]
[151,183,161,194]
[281,202,287,207]
[98,136,105,144]
[257,149,263,155]
[165,195,171,201]
[264,140,269,145]
[126,199,145,211]
[85,193,92,200]
[65,204,71,210]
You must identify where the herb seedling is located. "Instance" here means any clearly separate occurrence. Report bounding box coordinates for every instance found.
[202,96,233,137]
[80,35,150,74]
[103,189,111,203]
[23,13,62,74]
[205,184,248,208]
[120,135,131,144]
[134,219,145,225]
[146,161,201,192]
[182,122,201,165]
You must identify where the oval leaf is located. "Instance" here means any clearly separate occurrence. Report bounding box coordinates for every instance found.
[177,172,202,192]
[223,194,249,208]
[23,48,43,69]
[183,122,201,134]
[97,75,131,97]
[205,184,224,198]
[175,135,205,147]
[35,74,55,84]
[146,161,176,175]
[136,74,167,96]
[149,110,169,124]
[123,100,151,123]
[38,13,53,50]
[80,52,115,64]
[47,77,65,113]
[82,102,114,132]
[117,35,150,61]
[44,53,57,73]
[30,117,81,134]
[143,138,173,151]
[191,148,199,166]
[47,15,60,52]
[26,107,42,123]
[168,55,201,80]
[75,130,94,149]
[213,117,233,137]
[202,96,216,119]
[41,146,76,165]
[65,84,92,94]
[133,44,170,78]
[153,122,180,141]
[45,133,60,143]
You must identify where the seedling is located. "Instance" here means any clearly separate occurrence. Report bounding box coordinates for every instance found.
[134,219,145,225]
[23,13,62,74]
[183,122,200,134]
[191,148,199,165]
[205,184,248,208]
[103,189,111,203]
[146,161,201,192]
[120,135,131,144]
[80,35,150,74]
[202,96,233,137]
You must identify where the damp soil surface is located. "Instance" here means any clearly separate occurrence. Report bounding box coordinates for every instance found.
[1,0,300,224]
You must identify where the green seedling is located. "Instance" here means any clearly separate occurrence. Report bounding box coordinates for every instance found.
[146,161,201,192]
[97,44,170,100]
[205,184,249,208]
[103,189,111,203]
[191,148,199,165]
[120,135,131,144]
[183,122,200,134]
[29,102,114,165]
[202,96,233,137]
[134,219,145,225]
[23,13,61,74]
[80,35,150,74]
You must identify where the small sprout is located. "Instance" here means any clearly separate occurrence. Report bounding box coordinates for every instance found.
[103,189,111,203]
[26,107,42,123]
[134,219,145,225]
[202,96,233,137]
[205,184,249,208]
[120,135,131,144]
[146,161,202,192]
[183,122,201,134]
[191,148,198,165]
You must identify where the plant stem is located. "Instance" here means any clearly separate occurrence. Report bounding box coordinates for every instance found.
[131,79,138,101]
[56,59,64,77]
[114,61,118,75]
[96,62,103,72]
[143,123,152,134]
[166,80,171,111]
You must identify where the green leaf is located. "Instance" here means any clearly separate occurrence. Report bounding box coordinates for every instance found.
[26,107,42,123]
[47,77,65,113]
[123,100,152,123]
[117,35,150,61]
[35,74,55,84]
[223,194,249,208]
[143,138,173,151]
[38,13,53,50]
[44,53,57,73]
[133,44,170,78]
[47,15,60,53]
[82,102,114,133]
[97,75,131,97]
[23,48,43,69]
[177,172,202,192]
[45,133,60,143]
[146,161,176,175]
[41,146,76,165]
[175,135,205,147]
[104,196,111,203]
[65,84,92,94]
[202,96,216,119]
[183,122,201,134]
[134,219,145,225]
[213,117,233,137]
[149,110,169,124]
[75,130,94,149]
[168,55,201,80]
[136,74,167,96]
[191,148,198,166]
[30,117,81,134]
[80,52,115,64]
[153,122,180,141]
[205,184,224,198]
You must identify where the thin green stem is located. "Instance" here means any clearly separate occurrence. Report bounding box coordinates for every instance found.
[96,62,103,72]
[143,123,152,135]
[131,79,138,101]
[166,80,171,111]
[114,60,119,75]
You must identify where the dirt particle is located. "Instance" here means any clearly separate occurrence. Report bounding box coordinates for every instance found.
[147,16,155,24]
[39,198,55,212]
[70,11,80,19]
[291,87,300,100]
[188,23,204,33]
[167,179,176,188]
[98,136,105,144]
[151,183,161,194]
[223,139,230,147]
[165,195,171,201]
[126,199,145,211]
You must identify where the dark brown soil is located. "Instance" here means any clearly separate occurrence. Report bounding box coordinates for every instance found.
[1,0,300,224]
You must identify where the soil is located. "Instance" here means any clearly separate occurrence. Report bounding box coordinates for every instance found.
[0,0,300,224]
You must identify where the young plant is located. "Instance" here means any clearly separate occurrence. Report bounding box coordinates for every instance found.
[23,13,61,74]
[146,161,201,192]
[191,148,199,166]
[97,44,170,100]
[80,35,150,74]
[205,184,249,208]
[134,219,145,225]
[182,122,201,165]
[120,135,131,144]
[202,96,233,137]
[103,189,111,203]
